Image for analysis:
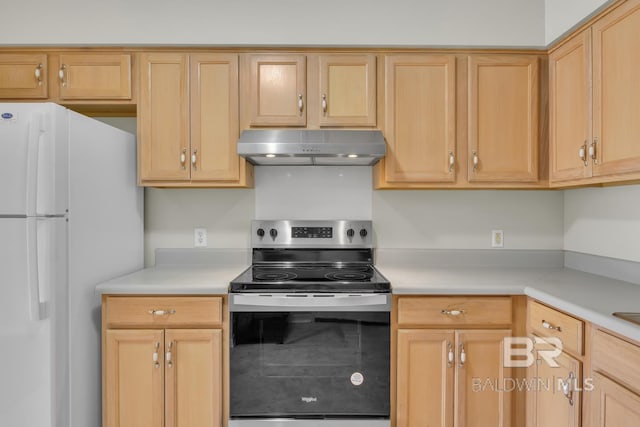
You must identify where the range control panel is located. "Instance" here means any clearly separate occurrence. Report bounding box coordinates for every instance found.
[252,220,372,248]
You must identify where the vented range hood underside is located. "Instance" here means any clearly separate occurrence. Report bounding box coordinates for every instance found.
[237,129,386,166]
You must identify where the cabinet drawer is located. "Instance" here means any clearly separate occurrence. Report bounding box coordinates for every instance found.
[104,296,222,328]
[592,329,640,395]
[397,296,512,326]
[528,300,584,356]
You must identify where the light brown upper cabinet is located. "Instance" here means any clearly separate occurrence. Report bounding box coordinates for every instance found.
[54,54,132,100]
[244,54,307,127]
[591,0,640,177]
[0,53,48,98]
[468,55,539,183]
[317,54,376,126]
[138,52,251,187]
[549,30,592,182]
[380,54,456,183]
[242,53,377,128]
[550,0,640,185]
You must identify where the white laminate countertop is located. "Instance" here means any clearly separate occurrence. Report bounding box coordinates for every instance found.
[377,264,640,342]
[95,256,640,343]
[95,264,248,295]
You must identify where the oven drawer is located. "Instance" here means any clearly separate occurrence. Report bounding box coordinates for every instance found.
[397,296,512,326]
[103,296,223,328]
[528,300,584,356]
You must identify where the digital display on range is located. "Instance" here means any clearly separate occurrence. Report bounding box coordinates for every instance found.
[291,227,333,238]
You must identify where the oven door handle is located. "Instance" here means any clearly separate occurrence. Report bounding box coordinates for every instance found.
[230,293,391,312]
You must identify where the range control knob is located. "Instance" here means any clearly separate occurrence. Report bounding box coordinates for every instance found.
[256,228,265,237]
[269,228,278,238]
[360,229,368,238]
[346,228,355,238]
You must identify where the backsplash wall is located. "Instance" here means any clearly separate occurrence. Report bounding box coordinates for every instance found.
[564,184,640,263]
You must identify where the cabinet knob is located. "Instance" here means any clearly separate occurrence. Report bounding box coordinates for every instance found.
[472,151,479,172]
[459,343,466,367]
[191,149,198,170]
[579,141,588,166]
[58,64,67,87]
[541,320,561,332]
[590,138,599,165]
[34,63,43,86]
[298,94,304,114]
[449,151,455,173]
[180,148,187,170]
[322,94,327,114]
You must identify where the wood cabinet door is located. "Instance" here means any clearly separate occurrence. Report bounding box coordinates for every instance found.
[468,55,539,182]
[138,53,190,182]
[0,53,47,98]
[247,54,306,126]
[530,350,581,427]
[104,329,164,427]
[590,372,640,427]
[383,55,457,183]
[592,0,640,177]
[165,329,223,427]
[397,329,455,427]
[190,54,240,182]
[549,30,593,182]
[57,54,131,100]
[454,330,511,427]
[317,54,376,126]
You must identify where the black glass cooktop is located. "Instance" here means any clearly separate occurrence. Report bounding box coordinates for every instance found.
[230,263,391,293]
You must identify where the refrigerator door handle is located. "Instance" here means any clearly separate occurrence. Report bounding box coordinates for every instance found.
[26,218,49,321]
[25,112,44,217]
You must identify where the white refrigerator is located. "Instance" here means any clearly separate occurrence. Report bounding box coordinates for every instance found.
[0,103,143,427]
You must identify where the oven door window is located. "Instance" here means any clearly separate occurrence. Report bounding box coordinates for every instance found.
[230,311,390,418]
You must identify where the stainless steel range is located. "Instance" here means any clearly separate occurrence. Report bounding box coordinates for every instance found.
[229,220,391,427]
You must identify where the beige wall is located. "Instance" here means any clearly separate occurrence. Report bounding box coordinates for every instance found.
[0,0,545,46]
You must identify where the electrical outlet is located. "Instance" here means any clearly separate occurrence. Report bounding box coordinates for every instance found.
[194,227,208,247]
[491,229,504,248]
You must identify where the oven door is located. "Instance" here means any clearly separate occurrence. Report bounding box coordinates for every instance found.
[229,294,390,426]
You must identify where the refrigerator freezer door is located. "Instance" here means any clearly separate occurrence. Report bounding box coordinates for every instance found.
[0,217,67,427]
[0,103,68,217]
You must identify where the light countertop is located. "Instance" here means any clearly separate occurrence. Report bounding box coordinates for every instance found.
[378,264,640,342]
[96,249,640,342]
[95,265,248,295]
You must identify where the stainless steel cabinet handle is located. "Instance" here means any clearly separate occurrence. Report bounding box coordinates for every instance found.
[472,150,479,172]
[153,342,160,368]
[34,63,43,86]
[579,141,588,166]
[322,94,327,114]
[562,371,575,406]
[298,94,304,114]
[459,343,466,367]
[191,149,197,170]
[541,320,562,332]
[180,148,187,170]
[166,341,173,368]
[590,138,599,165]
[441,309,464,316]
[148,309,176,316]
[448,151,455,173]
[447,341,454,368]
[58,65,67,87]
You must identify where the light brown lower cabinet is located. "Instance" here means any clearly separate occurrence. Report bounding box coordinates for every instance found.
[590,328,640,427]
[590,372,640,426]
[396,328,512,427]
[102,296,225,427]
[104,329,222,427]
[527,347,581,427]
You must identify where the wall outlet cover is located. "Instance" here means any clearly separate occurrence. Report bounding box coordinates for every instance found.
[194,227,208,247]
[492,229,504,248]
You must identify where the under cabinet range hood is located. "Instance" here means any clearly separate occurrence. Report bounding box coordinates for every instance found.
[237,129,386,166]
